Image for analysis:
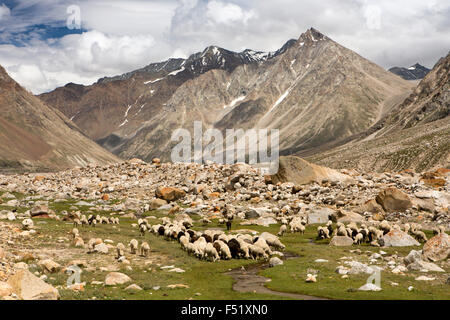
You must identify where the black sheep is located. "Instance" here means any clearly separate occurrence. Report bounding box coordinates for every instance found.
[227,238,241,258]
[158,226,165,236]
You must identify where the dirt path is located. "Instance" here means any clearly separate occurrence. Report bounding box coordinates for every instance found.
[226,253,328,300]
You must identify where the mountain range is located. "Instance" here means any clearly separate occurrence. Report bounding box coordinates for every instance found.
[1,27,448,172]
[39,28,416,165]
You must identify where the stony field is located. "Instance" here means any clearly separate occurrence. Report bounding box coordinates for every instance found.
[0,158,449,300]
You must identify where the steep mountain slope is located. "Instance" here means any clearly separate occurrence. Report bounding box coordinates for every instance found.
[0,66,119,171]
[40,28,414,163]
[310,51,450,172]
[389,63,430,80]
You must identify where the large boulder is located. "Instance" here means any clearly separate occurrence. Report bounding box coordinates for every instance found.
[105,272,132,286]
[268,156,355,186]
[30,205,50,218]
[308,207,335,224]
[355,199,385,214]
[375,187,412,212]
[422,233,450,262]
[38,259,61,273]
[382,230,420,247]
[329,236,353,246]
[7,269,59,300]
[155,187,186,202]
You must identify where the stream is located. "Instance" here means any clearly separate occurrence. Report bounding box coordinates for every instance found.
[226,252,328,300]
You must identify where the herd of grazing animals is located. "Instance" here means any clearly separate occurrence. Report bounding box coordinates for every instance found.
[67,202,445,265]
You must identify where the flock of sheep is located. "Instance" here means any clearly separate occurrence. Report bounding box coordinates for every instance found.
[315,219,446,245]
[136,217,286,262]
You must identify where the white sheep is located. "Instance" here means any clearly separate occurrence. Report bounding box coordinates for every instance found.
[205,243,220,262]
[277,224,287,237]
[354,233,363,245]
[129,239,139,254]
[248,244,268,260]
[116,243,125,259]
[140,242,150,257]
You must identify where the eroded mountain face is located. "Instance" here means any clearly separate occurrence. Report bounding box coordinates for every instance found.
[39,28,413,163]
[0,66,118,171]
[310,52,450,172]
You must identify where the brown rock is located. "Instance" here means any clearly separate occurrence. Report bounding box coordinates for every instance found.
[7,269,59,300]
[149,198,168,210]
[422,233,450,262]
[375,187,412,212]
[101,194,110,201]
[155,187,186,202]
[269,156,355,186]
[105,272,132,286]
[356,199,385,214]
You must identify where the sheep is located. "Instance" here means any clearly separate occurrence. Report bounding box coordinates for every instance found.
[411,229,428,243]
[193,237,207,259]
[379,220,392,235]
[213,240,232,260]
[253,237,272,255]
[180,236,190,251]
[260,232,285,251]
[140,242,150,257]
[317,226,330,239]
[71,228,79,239]
[22,218,34,231]
[80,215,89,226]
[277,224,287,237]
[116,243,125,259]
[326,221,334,237]
[337,225,347,237]
[205,243,220,262]
[87,238,97,253]
[248,244,268,260]
[433,225,446,235]
[88,215,96,226]
[354,233,363,245]
[129,239,139,254]
[139,223,148,237]
[73,218,81,228]
[227,238,241,259]
[236,238,250,259]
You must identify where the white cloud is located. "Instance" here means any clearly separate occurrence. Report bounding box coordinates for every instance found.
[206,1,255,25]
[0,31,157,93]
[0,4,11,21]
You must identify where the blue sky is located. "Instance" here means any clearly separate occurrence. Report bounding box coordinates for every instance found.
[0,0,449,94]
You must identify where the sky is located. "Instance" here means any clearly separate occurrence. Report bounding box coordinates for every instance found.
[0,0,449,94]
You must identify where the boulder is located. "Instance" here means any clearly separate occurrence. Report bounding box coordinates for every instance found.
[105,272,131,286]
[94,243,109,254]
[308,207,335,224]
[269,156,355,186]
[245,207,271,219]
[335,210,364,223]
[155,187,186,202]
[38,259,61,273]
[125,284,143,292]
[382,230,420,247]
[358,283,381,291]
[345,261,375,274]
[356,199,384,214]
[268,257,284,267]
[407,260,445,272]
[404,250,423,265]
[422,233,450,262]
[329,236,353,246]
[375,187,412,212]
[149,198,168,210]
[7,269,59,300]
[30,205,50,217]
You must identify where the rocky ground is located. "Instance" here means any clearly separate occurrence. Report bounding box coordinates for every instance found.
[0,157,449,300]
